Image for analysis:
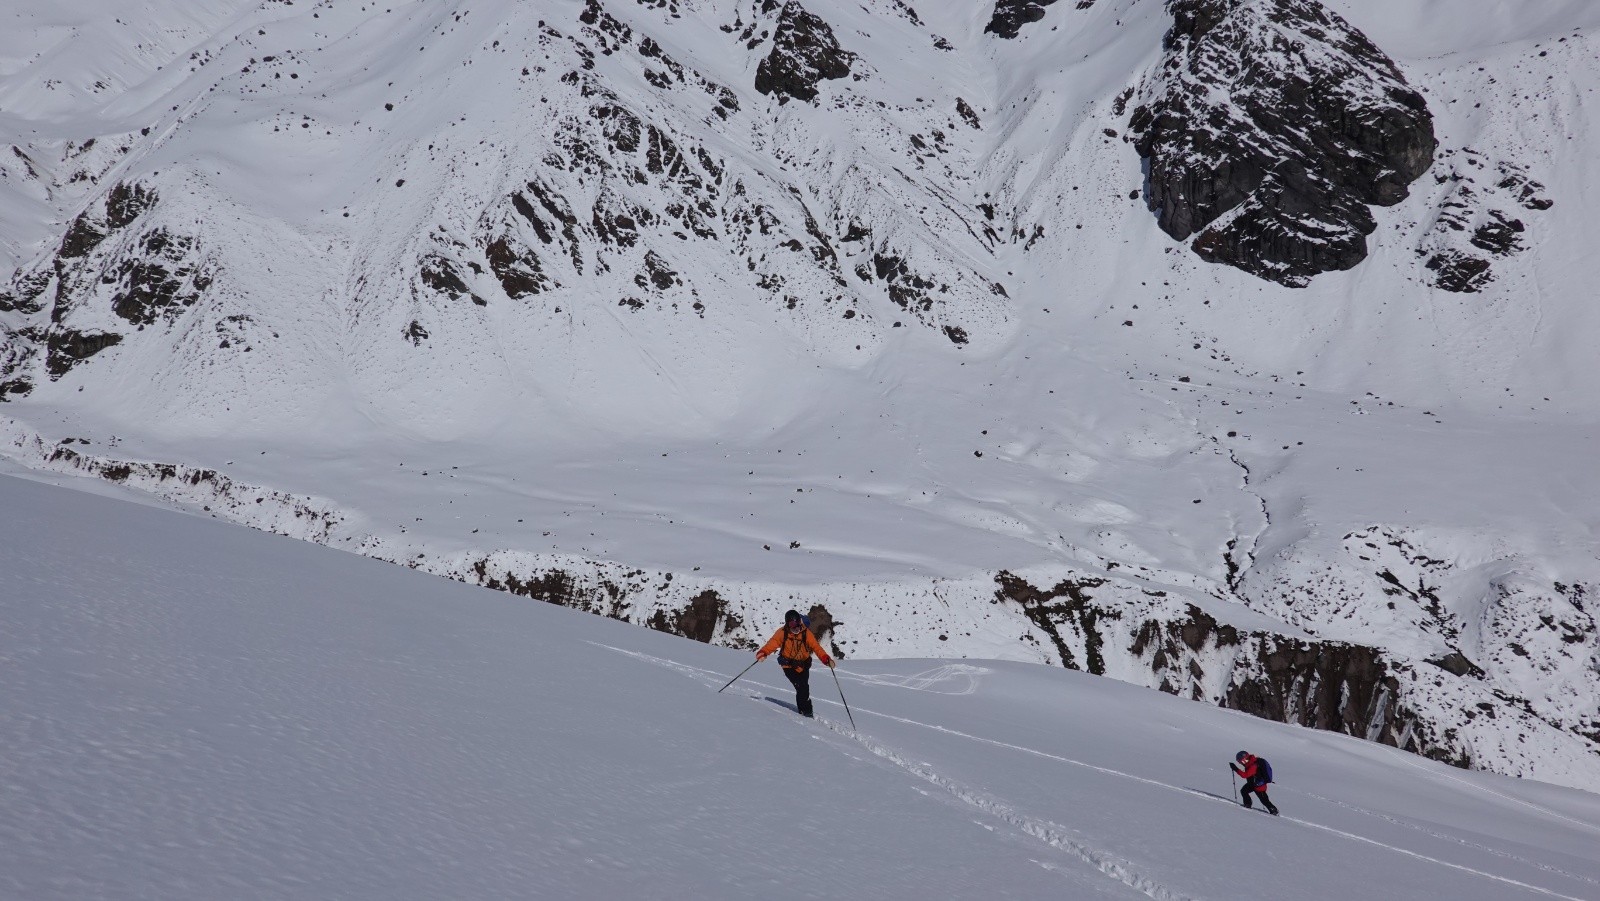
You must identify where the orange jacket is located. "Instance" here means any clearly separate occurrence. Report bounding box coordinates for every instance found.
[759,626,833,668]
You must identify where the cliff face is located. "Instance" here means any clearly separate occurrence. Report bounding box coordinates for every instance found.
[1130,0,1437,286]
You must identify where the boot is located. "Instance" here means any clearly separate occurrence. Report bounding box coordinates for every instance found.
[1259,791,1279,815]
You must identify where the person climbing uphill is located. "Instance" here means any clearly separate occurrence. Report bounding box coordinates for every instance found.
[1231,751,1279,816]
[757,609,833,717]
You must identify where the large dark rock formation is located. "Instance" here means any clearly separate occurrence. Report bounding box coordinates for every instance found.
[984,0,1063,39]
[754,1,854,104]
[1129,0,1436,286]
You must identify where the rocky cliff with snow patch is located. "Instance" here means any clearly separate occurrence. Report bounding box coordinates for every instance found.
[1129,0,1436,286]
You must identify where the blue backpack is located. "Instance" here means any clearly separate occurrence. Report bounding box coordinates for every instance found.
[1256,757,1274,783]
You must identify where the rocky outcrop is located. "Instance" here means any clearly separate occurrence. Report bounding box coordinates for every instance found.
[754,2,854,104]
[418,253,486,306]
[0,179,190,382]
[1129,0,1436,286]
[1130,603,1467,763]
[985,0,1064,39]
[996,569,1466,765]
[45,329,123,378]
[56,181,158,262]
[0,330,40,398]
[995,571,1114,674]
[470,561,636,621]
[1418,150,1552,293]
[109,230,213,326]
[648,588,744,642]
[0,271,49,316]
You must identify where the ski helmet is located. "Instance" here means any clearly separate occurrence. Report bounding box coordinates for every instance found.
[785,609,803,626]
[1236,750,1250,762]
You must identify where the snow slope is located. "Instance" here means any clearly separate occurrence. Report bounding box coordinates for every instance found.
[3,470,1600,900]
[1,0,1598,786]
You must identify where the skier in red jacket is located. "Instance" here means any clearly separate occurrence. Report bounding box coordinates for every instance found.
[1231,751,1279,815]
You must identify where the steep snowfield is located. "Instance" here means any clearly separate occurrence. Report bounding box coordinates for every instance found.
[3,470,1600,900]
[2,0,1598,785]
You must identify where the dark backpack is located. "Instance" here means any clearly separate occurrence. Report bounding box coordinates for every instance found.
[1256,757,1274,783]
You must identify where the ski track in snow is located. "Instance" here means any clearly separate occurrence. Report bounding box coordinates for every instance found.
[808,716,1199,901]
[1382,749,1600,840]
[1293,789,1600,889]
[589,642,1191,899]
[844,663,990,695]
[1269,812,1589,901]
[591,642,1595,901]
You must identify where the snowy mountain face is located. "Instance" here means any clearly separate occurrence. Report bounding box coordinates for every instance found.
[2,0,1599,790]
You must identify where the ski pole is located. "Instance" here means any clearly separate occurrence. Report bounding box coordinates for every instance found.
[1230,765,1237,801]
[718,658,761,693]
[830,664,856,731]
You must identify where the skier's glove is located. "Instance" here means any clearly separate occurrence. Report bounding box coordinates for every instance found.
[756,651,769,661]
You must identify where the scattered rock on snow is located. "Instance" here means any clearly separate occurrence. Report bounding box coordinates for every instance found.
[1417,150,1551,293]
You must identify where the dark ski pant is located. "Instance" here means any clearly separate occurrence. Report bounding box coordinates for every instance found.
[781,659,813,717]
[1241,783,1278,814]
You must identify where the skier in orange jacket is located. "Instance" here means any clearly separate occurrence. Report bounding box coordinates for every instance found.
[757,609,834,717]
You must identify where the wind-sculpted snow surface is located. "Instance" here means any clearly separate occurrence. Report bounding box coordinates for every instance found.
[2,0,1600,789]
[1130,0,1437,285]
[4,473,1600,900]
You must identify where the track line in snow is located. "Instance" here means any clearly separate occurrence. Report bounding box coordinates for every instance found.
[1264,807,1587,901]
[810,713,1199,901]
[587,642,720,684]
[591,643,1192,899]
[1293,789,1600,888]
[842,663,989,694]
[589,644,1589,900]
[1386,750,1600,838]
[845,703,1592,901]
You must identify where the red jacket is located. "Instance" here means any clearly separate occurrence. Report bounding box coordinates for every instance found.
[1233,755,1268,785]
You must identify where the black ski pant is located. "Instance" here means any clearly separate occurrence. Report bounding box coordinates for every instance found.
[781,659,813,716]
[1241,783,1278,814]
